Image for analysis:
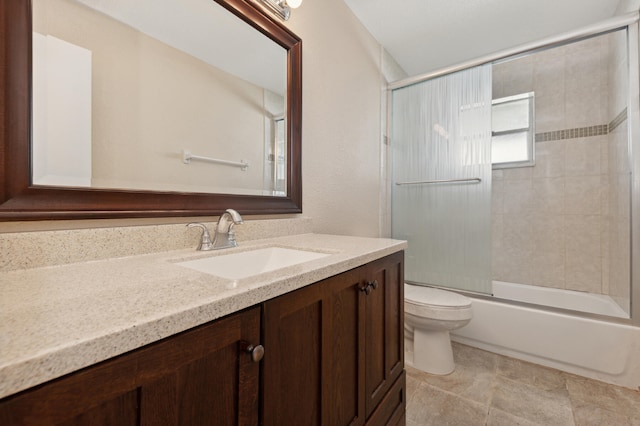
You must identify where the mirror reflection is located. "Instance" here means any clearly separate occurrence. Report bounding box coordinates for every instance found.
[31,0,288,196]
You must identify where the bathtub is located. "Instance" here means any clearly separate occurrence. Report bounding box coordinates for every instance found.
[450,281,640,389]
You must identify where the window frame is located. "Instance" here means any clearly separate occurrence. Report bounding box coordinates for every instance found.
[491,92,535,169]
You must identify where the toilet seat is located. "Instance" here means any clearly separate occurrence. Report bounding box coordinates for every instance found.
[404,284,472,321]
[405,284,471,308]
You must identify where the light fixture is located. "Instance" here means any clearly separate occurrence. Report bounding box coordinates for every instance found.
[285,0,302,8]
[258,0,302,21]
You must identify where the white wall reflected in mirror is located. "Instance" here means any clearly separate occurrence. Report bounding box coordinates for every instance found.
[31,0,287,196]
[32,33,92,187]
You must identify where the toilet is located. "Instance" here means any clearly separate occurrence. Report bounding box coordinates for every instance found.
[404,283,472,375]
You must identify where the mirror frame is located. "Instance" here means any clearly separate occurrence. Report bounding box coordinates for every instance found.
[0,0,302,220]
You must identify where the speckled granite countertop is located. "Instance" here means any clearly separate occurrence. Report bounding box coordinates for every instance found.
[0,233,406,399]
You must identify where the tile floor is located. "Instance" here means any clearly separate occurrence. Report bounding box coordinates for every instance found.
[406,342,640,425]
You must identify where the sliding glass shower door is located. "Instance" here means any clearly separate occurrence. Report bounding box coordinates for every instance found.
[391,65,493,294]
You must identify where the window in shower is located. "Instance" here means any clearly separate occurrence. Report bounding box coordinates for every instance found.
[491,92,535,168]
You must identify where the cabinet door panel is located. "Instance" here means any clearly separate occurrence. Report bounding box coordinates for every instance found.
[323,270,366,426]
[59,390,139,426]
[384,254,404,382]
[262,270,365,426]
[0,353,139,425]
[141,375,177,425]
[365,371,406,426]
[175,347,239,425]
[138,307,261,426]
[262,284,323,426]
[364,252,404,418]
[0,307,261,426]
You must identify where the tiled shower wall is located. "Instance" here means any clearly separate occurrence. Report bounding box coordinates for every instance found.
[606,30,631,313]
[491,30,630,309]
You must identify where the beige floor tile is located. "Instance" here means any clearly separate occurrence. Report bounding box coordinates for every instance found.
[406,344,640,426]
[406,372,423,406]
[406,345,497,406]
[452,342,499,371]
[616,386,640,420]
[572,404,631,426]
[565,374,636,417]
[417,362,496,406]
[496,355,567,393]
[491,375,574,425]
[486,407,546,426]
[407,382,488,426]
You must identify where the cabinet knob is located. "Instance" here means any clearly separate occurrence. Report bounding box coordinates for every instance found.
[360,280,379,295]
[245,344,265,363]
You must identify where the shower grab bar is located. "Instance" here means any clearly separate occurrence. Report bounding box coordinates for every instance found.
[395,177,482,186]
[182,149,248,171]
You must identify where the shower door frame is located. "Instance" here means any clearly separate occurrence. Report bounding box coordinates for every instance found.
[386,13,640,326]
[628,22,640,328]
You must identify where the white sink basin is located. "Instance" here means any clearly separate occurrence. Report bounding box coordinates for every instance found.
[176,247,330,280]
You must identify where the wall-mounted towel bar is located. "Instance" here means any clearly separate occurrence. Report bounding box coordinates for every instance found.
[395,177,482,186]
[182,150,248,171]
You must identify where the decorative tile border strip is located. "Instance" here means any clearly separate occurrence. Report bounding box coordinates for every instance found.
[534,108,628,142]
[609,107,627,132]
[535,125,608,142]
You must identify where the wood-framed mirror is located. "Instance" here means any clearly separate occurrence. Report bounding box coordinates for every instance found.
[0,0,302,220]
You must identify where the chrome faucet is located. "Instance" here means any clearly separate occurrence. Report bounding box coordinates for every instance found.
[212,209,243,249]
[186,209,243,251]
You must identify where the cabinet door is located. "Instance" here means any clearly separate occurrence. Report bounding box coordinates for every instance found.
[262,269,366,426]
[363,251,404,419]
[0,307,262,426]
[137,306,261,425]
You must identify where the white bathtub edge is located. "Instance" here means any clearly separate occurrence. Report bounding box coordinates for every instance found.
[451,298,640,390]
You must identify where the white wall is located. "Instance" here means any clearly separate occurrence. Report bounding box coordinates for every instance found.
[617,0,640,14]
[284,0,386,237]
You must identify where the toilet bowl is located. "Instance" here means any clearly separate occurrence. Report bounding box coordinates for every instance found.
[404,283,472,375]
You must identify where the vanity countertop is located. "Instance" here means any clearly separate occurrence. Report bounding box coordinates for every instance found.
[0,233,406,399]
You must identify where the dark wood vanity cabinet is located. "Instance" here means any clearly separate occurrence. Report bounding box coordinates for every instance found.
[262,251,405,426]
[0,252,405,425]
[0,306,262,425]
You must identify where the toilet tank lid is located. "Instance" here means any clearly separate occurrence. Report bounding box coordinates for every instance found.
[404,283,471,308]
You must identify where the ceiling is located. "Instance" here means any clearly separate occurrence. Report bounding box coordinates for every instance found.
[344,0,639,79]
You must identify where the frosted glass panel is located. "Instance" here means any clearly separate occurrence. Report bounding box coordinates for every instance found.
[391,65,493,294]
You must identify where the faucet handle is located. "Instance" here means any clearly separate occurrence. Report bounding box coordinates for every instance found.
[186,223,213,251]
